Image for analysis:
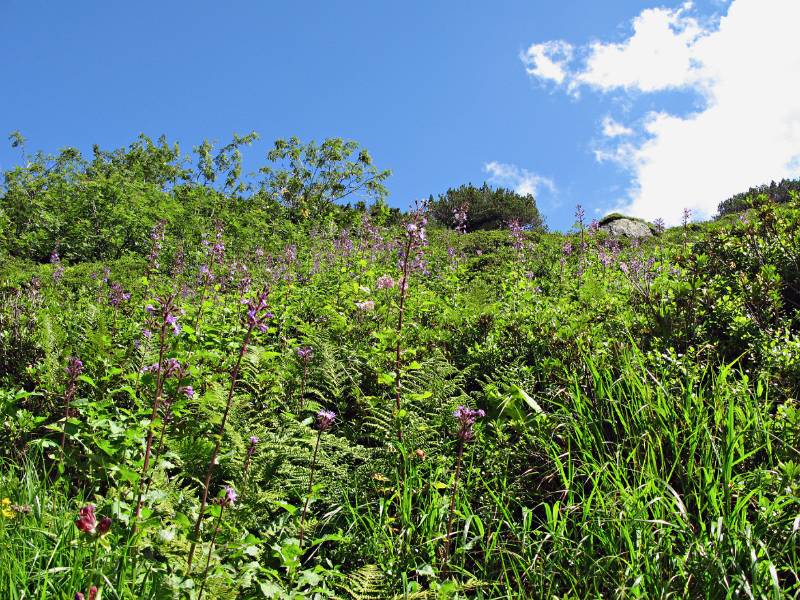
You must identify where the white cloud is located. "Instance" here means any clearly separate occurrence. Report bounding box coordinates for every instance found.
[601,116,634,138]
[522,0,800,224]
[521,41,573,86]
[577,5,706,93]
[484,161,555,197]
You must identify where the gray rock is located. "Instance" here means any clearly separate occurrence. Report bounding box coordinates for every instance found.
[599,218,652,238]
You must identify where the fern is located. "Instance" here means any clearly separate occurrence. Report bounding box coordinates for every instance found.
[342,564,388,600]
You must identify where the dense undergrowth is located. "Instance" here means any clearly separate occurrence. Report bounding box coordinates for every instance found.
[1,136,799,598]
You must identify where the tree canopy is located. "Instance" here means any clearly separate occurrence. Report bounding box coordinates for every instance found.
[428,183,545,231]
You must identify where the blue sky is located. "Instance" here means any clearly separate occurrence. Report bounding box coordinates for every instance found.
[1,1,798,230]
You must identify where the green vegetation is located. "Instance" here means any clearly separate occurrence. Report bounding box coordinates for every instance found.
[428,183,544,231]
[717,177,800,217]
[1,134,799,598]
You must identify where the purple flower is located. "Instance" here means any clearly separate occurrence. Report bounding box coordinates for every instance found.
[453,405,485,441]
[296,346,314,362]
[247,435,259,458]
[108,282,130,308]
[562,241,573,257]
[575,204,585,225]
[508,219,524,252]
[598,248,613,268]
[223,485,237,507]
[142,358,185,379]
[453,203,468,234]
[376,274,395,290]
[403,200,429,253]
[182,385,194,399]
[66,357,84,379]
[165,313,181,336]
[334,230,354,255]
[244,287,273,332]
[653,218,666,234]
[317,409,336,431]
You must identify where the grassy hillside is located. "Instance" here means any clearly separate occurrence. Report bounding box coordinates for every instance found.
[1,139,799,598]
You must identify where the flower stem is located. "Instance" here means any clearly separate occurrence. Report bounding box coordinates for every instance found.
[443,437,465,568]
[187,324,253,571]
[133,314,168,530]
[299,428,322,548]
[198,503,225,600]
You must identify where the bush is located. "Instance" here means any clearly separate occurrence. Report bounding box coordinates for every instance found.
[429,182,545,231]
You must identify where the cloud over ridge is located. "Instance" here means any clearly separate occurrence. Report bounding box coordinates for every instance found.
[522,0,800,224]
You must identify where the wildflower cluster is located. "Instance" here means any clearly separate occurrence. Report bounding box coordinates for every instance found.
[597,238,621,269]
[207,221,225,263]
[284,243,298,264]
[377,274,395,290]
[400,200,429,276]
[1,497,14,519]
[108,281,131,308]
[296,346,313,363]
[334,229,354,256]
[145,297,184,337]
[317,409,336,431]
[619,256,657,284]
[508,219,525,252]
[244,287,273,332]
[141,357,185,378]
[453,405,485,441]
[453,203,468,234]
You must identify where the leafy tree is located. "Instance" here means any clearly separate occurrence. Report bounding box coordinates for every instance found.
[429,182,544,231]
[193,131,259,193]
[258,137,391,223]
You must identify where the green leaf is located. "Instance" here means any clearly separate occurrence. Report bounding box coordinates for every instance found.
[78,374,97,388]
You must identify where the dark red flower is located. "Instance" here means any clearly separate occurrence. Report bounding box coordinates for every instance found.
[75,505,97,534]
[97,516,112,536]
